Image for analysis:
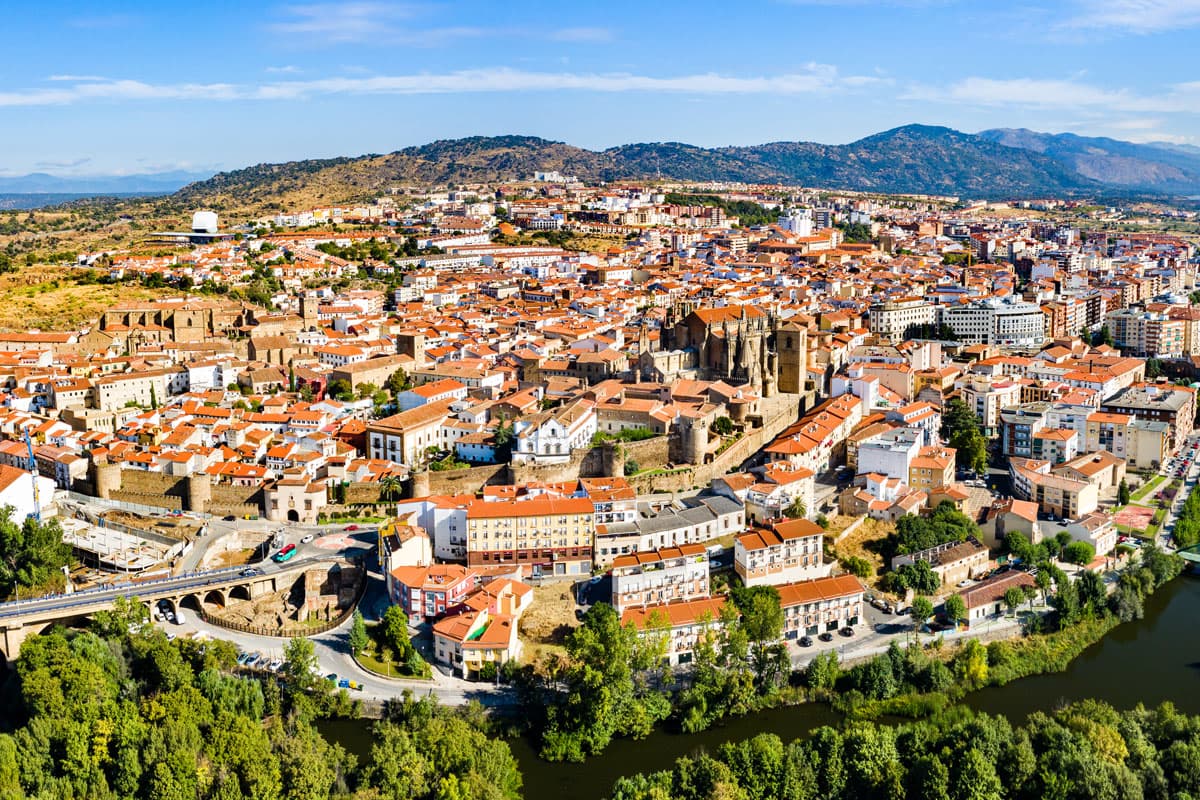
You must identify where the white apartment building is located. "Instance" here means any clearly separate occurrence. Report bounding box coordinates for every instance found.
[958,375,1023,435]
[610,543,710,614]
[939,298,1045,346]
[856,427,923,481]
[735,518,831,588]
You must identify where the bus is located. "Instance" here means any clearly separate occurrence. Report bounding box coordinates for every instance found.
[273,543,297,563]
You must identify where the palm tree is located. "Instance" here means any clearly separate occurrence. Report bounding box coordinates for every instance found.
[379,474,404,502]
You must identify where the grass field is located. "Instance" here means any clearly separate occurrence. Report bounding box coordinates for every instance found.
[0,266,170,330]
[1131,474,1166,503]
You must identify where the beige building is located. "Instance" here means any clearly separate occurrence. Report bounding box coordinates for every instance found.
[265,474,327,524]
[367,398,456,466]
[432,579,533,678]
[908,446,956,492]
[622,596,728,666]
[779,574,866,638]
[610,543,709,614]
[892,537,990,587]
[465,496,595,577]
[92,368,185,412]
[735,518,830,588]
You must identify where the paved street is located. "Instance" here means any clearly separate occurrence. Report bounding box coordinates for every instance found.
[160,602,513,707]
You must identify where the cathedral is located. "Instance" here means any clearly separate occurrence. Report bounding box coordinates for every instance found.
[639,302,808,398]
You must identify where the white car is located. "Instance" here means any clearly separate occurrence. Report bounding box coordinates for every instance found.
[268,658,283,672]
[300,534,314,544]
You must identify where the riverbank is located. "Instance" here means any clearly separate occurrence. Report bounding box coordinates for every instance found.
[506,573,1200,800]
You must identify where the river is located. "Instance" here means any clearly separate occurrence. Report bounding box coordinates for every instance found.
[321,576,1200,800]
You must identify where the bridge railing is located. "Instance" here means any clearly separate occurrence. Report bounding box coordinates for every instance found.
[0,555,344,620]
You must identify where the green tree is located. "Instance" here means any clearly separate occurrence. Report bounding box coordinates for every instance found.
[1094,325,1113,347]
[712,416,734,436]
[943,594,967,627]
[940,398,988,473]
[1145,357,1164,379]
[327,379,353,401]
[911,596,934,627]
[92,595,151,639]
[0,508,71,599]
[839,555,872,580]
[1003,586,1025,617]
[889,559,941,594]
[494,417,517,462]
[541,602,670,761]
[386,368,411,395]
[379,474,404,502]
[1064,540,1095,566]
[805,650,839,692]
[380,605,415,661]
[282,636,319,692]
[1118,478,1131,506]
[731,585,786,688]
[783,496,807,519]
[348,609,369,658]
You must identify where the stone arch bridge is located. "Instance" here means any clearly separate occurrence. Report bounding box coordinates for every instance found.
[0,556,341,663]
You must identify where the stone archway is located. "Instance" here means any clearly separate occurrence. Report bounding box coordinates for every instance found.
[154,597,179,619]
[203,589,227,608]
[229,584,252,603]
[287,510,300,523]
[178,595,203,615]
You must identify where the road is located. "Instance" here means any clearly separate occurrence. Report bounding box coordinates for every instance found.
[160,590,513,707]
[0,551,347,621]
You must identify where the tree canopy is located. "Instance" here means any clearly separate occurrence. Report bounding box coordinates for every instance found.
[940,398,988,474]
[0,623,521,800]
[0,507,71,599]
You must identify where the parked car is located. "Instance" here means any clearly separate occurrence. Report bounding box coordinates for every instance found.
[839,627,855,637]
[799,636,813,647]
[300,534,315,544]
[337,678,350,688]
[345,524,359,532]
[818,632,834,643]
[267,659,283,672]
[245,654,262,669]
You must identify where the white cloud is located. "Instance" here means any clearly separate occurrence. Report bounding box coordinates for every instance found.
[265,65,302,74]
[904,76,1200,114]
[1060,0,1200,32]
[549,27,612,43]
[0,66,881,107]
[46,74,108,82]
[268,2,486,45]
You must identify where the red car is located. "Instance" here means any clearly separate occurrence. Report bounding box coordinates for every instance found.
[345,524,359,531]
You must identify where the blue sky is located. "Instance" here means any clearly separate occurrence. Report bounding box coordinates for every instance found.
[2,0,1200,176]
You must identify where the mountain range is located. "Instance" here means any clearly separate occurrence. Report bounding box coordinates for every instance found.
[171,126,1200,212]
[13,126,1200,213]
[0,169,213,195]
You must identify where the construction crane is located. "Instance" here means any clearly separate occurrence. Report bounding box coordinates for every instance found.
[23,427,40,522]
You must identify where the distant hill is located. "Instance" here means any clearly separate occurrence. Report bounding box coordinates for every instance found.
[0,192,167,211]
[0,169,212,196]
[979,128,1200,194]
[173,125,1200,212]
